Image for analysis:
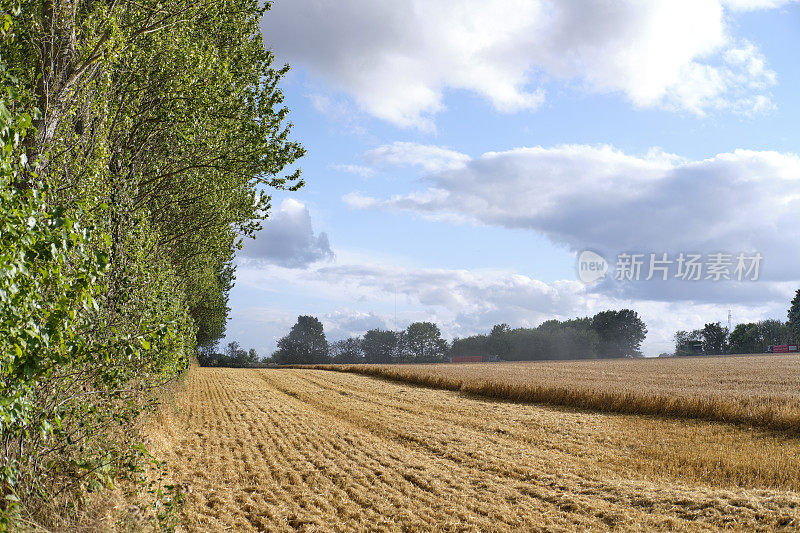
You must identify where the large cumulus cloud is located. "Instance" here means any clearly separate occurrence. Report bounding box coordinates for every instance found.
[263,0,784,129]
[345,144,800,301]
[241,199,334,268]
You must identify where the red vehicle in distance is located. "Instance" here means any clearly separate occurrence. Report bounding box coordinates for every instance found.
[767,344,798,353]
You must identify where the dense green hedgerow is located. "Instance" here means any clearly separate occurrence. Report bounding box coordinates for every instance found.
[0,0,303,527]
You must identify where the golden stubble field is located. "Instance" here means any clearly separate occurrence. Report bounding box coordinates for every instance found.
[304,354,800,432]
[148,362,800,532]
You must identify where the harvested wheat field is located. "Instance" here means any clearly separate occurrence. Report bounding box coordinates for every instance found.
[299,354,800,432]
[149,366,800,531]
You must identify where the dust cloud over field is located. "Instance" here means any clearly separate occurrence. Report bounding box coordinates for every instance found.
[150,367,800,531]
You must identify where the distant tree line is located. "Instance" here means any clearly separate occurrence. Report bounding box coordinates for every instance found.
[271,316,449,365]
[671,289,800,356]
[452,310,647,361]
[198,341,269,368]
[270,309,647,365]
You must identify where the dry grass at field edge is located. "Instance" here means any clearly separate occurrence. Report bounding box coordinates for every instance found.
[286,360,800,434]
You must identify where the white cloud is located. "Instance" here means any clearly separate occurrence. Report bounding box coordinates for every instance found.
[263,0,780,128]
[321,309,390,339]
[363,142,471,172]
[344,144,800,300]
[306,93,368,135]
[722,0,798,11]
[241,199,334,268]
[331,164,375,178]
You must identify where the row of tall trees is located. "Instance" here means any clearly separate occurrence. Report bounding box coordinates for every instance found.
[272,317,450,365]
[452,310,647,360]
[0,0,302,527]
[672,289,800,356]
[675,320,793,356]
[273,310,648,365]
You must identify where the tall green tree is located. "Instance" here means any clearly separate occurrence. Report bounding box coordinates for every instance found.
[193,261,236,351]
[729,323,760,354]
[592,310,647,358]
[330,338,364,364]
[487,323,511,360]
[507,319,598,360]
[362,329,398,364]
[274,316,329,365]
[405,322,448,363]
[701,323,729,355]
[788,289,800,341]
[450,335,488,359]
[15,0,304,352]
[759,319,791,346]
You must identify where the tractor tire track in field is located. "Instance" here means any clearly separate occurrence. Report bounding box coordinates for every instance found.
[153,368,800,531]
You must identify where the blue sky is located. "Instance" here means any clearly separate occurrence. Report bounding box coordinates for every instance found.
[226,0,800,356]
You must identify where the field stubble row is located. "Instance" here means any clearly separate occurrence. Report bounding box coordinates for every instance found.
[294,354,800,433]
[146,367,800,531]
